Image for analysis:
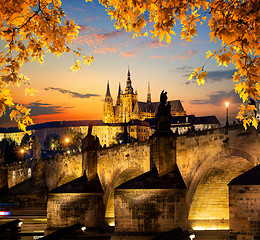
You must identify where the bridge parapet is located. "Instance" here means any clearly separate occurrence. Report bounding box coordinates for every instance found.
[42,153,82,191]
[175,125,260,188]
[7,162,32,188]
[96,141,151,192]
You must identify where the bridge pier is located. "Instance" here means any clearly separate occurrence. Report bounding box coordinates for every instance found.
[82,151,98,180]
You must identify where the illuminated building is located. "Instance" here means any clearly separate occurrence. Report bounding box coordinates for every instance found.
[0,120,152,149]
[103,69,186,123]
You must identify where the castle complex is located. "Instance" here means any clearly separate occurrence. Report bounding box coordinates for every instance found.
[103,69,186,123]
[0,69,221,149]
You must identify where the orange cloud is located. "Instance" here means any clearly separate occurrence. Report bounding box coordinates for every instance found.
[93,43,122,54]
[85,16,100,22]
[119,49,138,58]
[73,28,126,54]
[138,40,168,49]
[171,49,197,61]
[179,41,191,47]
[78,25,96,34]
[150,55,167,59]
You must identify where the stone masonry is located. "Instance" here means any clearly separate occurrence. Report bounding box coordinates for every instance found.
[229,164,260,239]
[1,125,260,234]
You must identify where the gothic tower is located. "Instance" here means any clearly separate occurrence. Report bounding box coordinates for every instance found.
[116,83,121,106]
[114,83,122,123]
[120,69,138,122]
[125,69,134,94]
[147,82,151,104]
[103,81,115,123]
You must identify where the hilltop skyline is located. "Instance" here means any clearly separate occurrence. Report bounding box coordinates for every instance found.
[0,0,242,128]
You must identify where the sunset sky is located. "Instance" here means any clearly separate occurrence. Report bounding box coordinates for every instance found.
[0,0,242,127]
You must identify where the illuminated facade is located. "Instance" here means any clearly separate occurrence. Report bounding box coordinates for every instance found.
[103,69,186,123]
[0,129,32,145]
[0,120,152,149]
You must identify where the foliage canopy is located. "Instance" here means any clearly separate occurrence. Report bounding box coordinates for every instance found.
[0,0,93,130]
[0,0,259,129]
[97,0,260,129]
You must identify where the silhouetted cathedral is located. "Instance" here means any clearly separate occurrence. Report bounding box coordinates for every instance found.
[103,69,186,123]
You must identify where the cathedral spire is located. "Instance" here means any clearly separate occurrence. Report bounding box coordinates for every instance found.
[147,82,151,104]
[103,80,114,123]
[116,83,121,105]
[106,81,111,97]
[125,67,133,94]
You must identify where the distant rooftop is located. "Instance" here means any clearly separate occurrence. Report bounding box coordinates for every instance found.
[145,115,220,128]
[0,114,220,134]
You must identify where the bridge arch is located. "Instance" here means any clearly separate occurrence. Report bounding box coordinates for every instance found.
[55,172,78,188]
[187,147,258,230]
[103,161,145,226]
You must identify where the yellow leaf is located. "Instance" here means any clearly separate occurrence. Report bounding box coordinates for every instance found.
[165,32,171,44]
[18,121,26,132]
[159,32,164,42]
[25,87,38,96]
[188,74,194,81]
[206,50,213,59]
[10,110,19,121]
[233,72,240,82]
[243,121,248,130]
[252,117,258,129]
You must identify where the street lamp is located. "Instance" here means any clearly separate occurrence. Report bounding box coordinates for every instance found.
[65,138,71,154]
[20,149,25,162]
[225,101,229,128]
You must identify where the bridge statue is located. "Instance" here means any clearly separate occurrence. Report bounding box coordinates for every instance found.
[82,122,101,180]
[82,122,100,152]
[32,133,41,159]
[154,90,173,136]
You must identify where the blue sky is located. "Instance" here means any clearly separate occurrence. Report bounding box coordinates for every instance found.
[0,0,242,127]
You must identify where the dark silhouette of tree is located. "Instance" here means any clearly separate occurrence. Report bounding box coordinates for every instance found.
[20,133,32,149]
[66,129,84,152]
[0,138,19,164]
[114,132,137,145]
[43,134,61,151]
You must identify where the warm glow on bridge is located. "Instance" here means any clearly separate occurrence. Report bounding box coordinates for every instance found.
[193,226,229,230]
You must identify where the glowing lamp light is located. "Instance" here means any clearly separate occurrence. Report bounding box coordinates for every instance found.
[65,138,69,143]
[190,234,196,240]
[18,221,23,227]
[20,149,25,154]
[67,150,70,154]
[225,101,229,108]
[225,101,230,128]
[81,226,86,232]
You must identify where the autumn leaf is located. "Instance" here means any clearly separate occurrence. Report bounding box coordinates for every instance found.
[1,0,260,130]
[70,60,82,72]
[25,87,38,96]
[0,0,94,130]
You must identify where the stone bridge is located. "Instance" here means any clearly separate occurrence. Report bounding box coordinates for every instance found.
[2,124,260,233]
